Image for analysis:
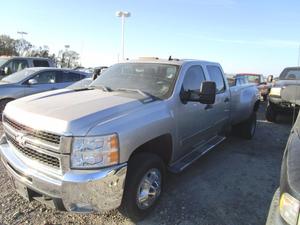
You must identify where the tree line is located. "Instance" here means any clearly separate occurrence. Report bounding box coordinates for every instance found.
[0,34,80,68]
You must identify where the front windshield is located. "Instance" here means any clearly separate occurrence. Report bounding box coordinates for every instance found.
[91,63,179,99]
[2,69,36,83]
[0,58,9,67]
[279,69,300,80]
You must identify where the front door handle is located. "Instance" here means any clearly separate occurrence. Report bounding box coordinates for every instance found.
[224,97,230,103]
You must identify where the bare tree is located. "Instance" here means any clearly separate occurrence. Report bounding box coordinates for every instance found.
[57,49,80,68]
[14,39,33,56]
[0,35,18,56]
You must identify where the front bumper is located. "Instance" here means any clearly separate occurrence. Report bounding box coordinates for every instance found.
[266,188,289,225]
[0,141,127,213]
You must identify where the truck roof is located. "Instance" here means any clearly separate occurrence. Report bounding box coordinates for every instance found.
[126,57,219,66]
[0,56,52,61]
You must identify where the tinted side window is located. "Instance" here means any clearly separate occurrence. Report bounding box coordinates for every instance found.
[33,60,49,67]
[56,71,82,83]
[6,59,29,74]
[33,71,56,84]
[207,65,225,93]
[182,66,206,91]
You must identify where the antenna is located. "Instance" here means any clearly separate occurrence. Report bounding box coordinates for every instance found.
[168,56,172,61]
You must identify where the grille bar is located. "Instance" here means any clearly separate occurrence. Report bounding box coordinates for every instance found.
[6,134,60,168]
[3,116,61,145]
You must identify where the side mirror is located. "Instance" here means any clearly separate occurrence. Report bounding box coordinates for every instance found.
[180,81,216,105]
[28,79,38,85]
[199,81,216,104]
[267,75,274,83]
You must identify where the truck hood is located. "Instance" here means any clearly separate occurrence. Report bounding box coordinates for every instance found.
[4,88,151,135]
[274,80,300,87]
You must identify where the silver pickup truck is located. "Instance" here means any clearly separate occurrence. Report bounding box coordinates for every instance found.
[0,58,259,221]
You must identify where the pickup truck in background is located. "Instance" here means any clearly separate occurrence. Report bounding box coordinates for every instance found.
[0,58,259,221]
[0,56,55,78]
[266,86,300,225]
[266,67,300,122]
[235,73,271,101]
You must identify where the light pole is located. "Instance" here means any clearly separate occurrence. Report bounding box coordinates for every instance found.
[116,11,131,61]
[17,31,28,39]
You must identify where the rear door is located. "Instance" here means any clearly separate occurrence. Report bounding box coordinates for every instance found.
[206,65,230,134]
[24,70,57,96]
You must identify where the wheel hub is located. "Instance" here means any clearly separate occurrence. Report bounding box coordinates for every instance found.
[136,168,161,210]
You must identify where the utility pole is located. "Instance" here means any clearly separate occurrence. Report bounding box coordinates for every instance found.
[116,11,131,61]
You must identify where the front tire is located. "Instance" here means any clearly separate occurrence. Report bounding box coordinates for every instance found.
[119,153,165,222]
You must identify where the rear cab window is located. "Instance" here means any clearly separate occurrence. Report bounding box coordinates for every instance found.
[206,65,226,93]
[33,60,50,67]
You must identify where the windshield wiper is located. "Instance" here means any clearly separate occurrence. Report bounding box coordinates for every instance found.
[115,88,156,99]
[90,85,112,92]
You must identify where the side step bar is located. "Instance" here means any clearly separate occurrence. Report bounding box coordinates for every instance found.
[168,136,226,173]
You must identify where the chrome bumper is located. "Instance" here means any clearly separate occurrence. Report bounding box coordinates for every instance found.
[0,141,127,213]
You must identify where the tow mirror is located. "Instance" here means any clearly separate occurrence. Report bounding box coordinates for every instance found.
[267,75,274,83]
[199,81,216,105]
[28,79,38,85]
[180,81,216,104]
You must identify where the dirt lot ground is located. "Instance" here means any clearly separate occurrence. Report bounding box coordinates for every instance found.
[0,103,293,225]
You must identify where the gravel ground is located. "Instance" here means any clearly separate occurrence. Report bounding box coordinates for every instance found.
[0,103,292,225]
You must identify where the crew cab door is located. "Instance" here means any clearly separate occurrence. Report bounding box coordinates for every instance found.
[23,70,57,96]
[205,65,230,133]
[176,65,214,158]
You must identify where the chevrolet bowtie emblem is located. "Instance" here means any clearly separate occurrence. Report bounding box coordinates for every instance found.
[15,132,27,148]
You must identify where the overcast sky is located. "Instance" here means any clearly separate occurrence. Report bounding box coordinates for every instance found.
[2,0,300,75]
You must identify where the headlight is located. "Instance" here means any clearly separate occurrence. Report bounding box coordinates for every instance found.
[71,134,119,169]
[270,87,282,96]
[280,193,300,225]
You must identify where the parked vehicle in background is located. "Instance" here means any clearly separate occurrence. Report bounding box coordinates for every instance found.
[266,87,300,225]
[92,66,108,80]
[266,67,300,122]
[0,56,55,78]
[0,67,90,115]
[235,73,270,101]
[0,58,259,221]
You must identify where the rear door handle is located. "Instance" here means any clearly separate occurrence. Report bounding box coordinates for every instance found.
[224,98,230,103]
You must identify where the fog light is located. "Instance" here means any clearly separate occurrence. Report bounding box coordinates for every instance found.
[280,193,300,225]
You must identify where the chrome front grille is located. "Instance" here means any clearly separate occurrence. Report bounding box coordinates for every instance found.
[3,115,61,145]
[6,134,60,168]
[3,115,61,169]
